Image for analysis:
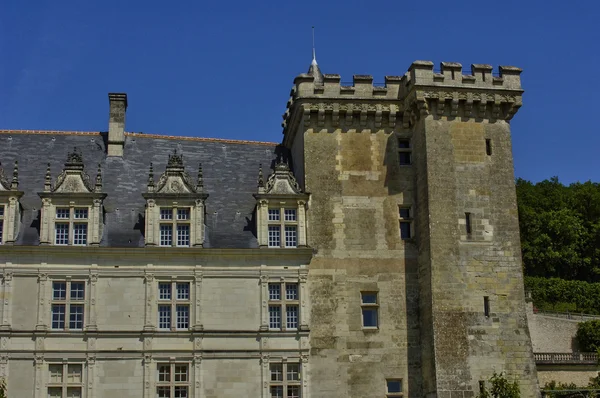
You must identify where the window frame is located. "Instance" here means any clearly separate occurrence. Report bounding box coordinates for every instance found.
[386,378,403,397]
[267,207,298,248]
[47,362,84,398]
[157,281,191,331]
[268,282,300,331]
[159,206,192,247]
[396,136,412,166]
[156,362,190,398]
[53,206,90,246]
[269,361,302,398]
[361,291,379,330]
[398,206,414,241]
[51,280,86,331]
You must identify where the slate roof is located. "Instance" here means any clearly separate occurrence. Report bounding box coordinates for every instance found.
[0,130,281,248]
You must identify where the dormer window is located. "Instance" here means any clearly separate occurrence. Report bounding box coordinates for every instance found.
[268,207,298,248]
[143,151,208,248]
[0,161,24,245]
[38,149,107,247]
[254,161,308,248]
[54,207,89,245]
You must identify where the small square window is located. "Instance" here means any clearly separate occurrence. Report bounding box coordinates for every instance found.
[159,283,171,300]
[397,139,410,149]
[74,208,88,219]
[70,282,85,300]
[285,284,298,300]
[56,208,70,219]
[176,283,190,300]
[160,208,173,220]
[386,379,403,396]
[270,364,283,381]
[268,209,280,221]
[269,284,281,300]
[177,208,190,220]
[284,209,297,221]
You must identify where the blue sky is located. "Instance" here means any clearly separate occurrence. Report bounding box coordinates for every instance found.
[0,0,598,183]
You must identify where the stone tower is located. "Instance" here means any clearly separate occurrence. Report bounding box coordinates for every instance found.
[282,60,540,397]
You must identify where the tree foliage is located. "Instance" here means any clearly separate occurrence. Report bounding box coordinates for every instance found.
[477,373,520,398]
[517,178,600,281]
[576,320,600,352]
[525,276,600,314]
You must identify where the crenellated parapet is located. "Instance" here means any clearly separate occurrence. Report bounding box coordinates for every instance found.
[282,60,523,145]
[401,61,523,129]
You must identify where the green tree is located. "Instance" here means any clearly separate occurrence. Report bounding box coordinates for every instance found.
[576,320,600,352]
[477,373,520,398]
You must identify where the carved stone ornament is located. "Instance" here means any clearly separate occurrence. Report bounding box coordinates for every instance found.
[0,161,19,191]
[259,161,302,195]
[47,148,103,194]
[147,150,206,195]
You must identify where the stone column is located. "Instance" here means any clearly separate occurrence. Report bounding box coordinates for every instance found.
[259,273,269,331]
[194,200,205,247]
[40,198,52,245]
[33,354,44,398]
[36,271,48,330]
[299,273,308,330]
[193,270,203,330]
[193,354,202,397]
[261,354,270,398]
[87,273,98,330]
[5,196,18,243]
[0,271,12,330]
[257,200,268,247]
[90,200,102,246]
[86,355,96,398]
[297,200,307,247]
[144,273,155,331]
[143,354,152,398]
[145,200,156,246]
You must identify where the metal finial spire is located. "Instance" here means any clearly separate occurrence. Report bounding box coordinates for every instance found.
[311,26,317,66]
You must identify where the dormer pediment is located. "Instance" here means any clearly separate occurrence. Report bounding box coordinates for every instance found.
[257,161,306,197]
[42,149,105,197]
[144,151,207,199]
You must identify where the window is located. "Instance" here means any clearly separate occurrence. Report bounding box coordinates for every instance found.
[54,207,89,246]
[484,296,490,317]
[268,208,297,248]
[465,212,472,236]
[158,282,190,330]
[386,379,403,397]
[268,282,299,330]
[52,281,85,330]
[397,137,412,165]
[47,363,83,398]
[398,207,413,240]
[485,139,492,156]
[159,207,191,247]
[361,292,378,329]
[270,363,301,398]
[0,205,4,244]
[157,363,189,398]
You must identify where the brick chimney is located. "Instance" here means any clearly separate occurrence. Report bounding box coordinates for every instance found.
[107,93,127,157]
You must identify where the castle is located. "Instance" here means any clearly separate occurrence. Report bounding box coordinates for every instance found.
[0,58,539,397]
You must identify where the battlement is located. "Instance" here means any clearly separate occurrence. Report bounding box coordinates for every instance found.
[403,61,522,93]
[282,60,524,139]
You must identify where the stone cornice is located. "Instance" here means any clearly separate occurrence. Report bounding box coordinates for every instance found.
[0,245,313,263]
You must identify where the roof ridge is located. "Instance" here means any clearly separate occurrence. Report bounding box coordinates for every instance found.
[0,130,278,146]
